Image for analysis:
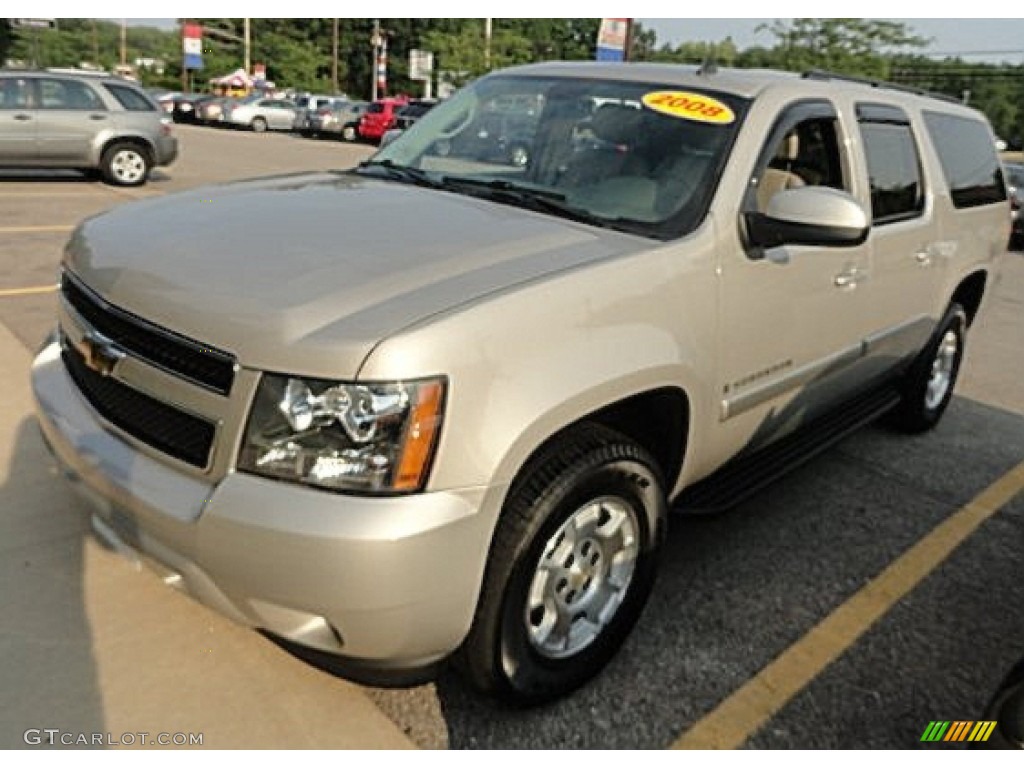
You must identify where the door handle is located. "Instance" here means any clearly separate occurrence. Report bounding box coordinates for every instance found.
[89,114,107,121]
[833,267,865,289]
[13,113,32,121]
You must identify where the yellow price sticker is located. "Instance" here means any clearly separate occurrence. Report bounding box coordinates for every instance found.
[641,91,736,124]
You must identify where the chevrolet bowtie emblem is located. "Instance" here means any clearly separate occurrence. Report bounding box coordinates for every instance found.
[78,332,125,377]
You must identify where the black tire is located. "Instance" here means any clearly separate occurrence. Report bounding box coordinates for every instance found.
[341,124,357,142]
[251,117,268,133]
[889,302,967,433]
[458,423,667,704]
[99,141,151,187]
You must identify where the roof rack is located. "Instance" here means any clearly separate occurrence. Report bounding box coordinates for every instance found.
[802,69,962,105]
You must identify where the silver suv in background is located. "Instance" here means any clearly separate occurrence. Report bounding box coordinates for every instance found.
[0,69,178,186]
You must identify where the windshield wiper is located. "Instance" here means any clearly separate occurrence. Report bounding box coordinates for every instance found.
[441,176,636,233]
[356,159,443,189]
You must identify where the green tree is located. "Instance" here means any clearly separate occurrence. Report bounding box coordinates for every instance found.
[754,18,929,79]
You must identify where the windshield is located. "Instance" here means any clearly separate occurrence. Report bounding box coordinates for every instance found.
[364,74,748,239]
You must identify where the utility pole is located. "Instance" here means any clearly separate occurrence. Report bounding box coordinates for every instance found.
[371,19,380,102]
[120,19,127,67]
[484,18,492,70]
[244,18,251,75]
[332,18,339,93]
[90,20,100,66]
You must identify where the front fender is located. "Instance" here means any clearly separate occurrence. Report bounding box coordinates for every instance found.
[357,239,719,495]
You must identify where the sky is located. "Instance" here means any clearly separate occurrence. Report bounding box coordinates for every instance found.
[643,18,1024,62]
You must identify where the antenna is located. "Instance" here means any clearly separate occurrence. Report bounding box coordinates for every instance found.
[697,46,718,77]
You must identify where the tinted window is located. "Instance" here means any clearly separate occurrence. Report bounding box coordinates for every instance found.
[104,83,156,112]
[368,103,384,114]
[923,111,1007,208]
[0,77,33,109]
[296,96,309,107]
[38,78,105,110]
[859,121,924,223]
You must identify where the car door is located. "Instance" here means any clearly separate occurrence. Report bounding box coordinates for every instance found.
[853,103,942,372]
[34,77,109,164]
[718,100,873,449]
[266,100,294,130]
[0,75,38,164]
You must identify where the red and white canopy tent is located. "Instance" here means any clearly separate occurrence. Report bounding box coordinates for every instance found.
[209,68,275,91]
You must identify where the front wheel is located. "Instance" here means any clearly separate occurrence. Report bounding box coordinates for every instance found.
[889,302,967,433]
[458,423,667,703]
[251,117,268,133]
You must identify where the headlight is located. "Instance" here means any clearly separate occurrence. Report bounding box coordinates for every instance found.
[238,374,446,494]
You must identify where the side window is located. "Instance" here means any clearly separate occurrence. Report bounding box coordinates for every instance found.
[923,111,1006,208]
[857,106,924,224]
[103,83,156,112]
[38,79,105,111]
[754,111,846,213]
[0,77,34,109]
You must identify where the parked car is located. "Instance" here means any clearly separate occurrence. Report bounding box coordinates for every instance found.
[0,69,177,185]
[293,94,347,136]
[1004,162,1024,248]
[170,93,208,123]
[32,62,1008,703]
[317,100,370,141]
[432,109,538,168]
[357,96,408,142]
[392,99,437,131]
[224,97,297,132]
[196,96,234,125]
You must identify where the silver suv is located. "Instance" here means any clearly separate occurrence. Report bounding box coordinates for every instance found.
[0,69,178,186]
[32,62,1009,702]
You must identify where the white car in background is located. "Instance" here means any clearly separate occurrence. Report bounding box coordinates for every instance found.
[224,97,297,132]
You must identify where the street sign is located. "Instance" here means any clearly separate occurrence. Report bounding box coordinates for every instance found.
[12,19,56,29]
[409,49,433,82]
[182,23,203,71]
[596,18,630,62]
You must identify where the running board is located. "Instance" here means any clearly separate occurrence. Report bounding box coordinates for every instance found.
[673,383,902,514]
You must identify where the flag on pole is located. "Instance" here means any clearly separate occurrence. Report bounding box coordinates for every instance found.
[596,18,630,62]
[183,23,203,71]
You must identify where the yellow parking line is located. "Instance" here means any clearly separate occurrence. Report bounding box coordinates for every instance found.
[0,225,75,234]
[0,284,57,298]
[672,458,1024,750]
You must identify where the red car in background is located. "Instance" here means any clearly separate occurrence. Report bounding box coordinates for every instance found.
[357,96,409,142]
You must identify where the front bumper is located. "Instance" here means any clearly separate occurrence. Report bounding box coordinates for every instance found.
[31,338,503,669]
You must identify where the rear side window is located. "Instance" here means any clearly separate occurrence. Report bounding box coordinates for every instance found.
[38,78,105,110]
[103,83,156,112]
[858,111,924,224]
[923,111,1007,208]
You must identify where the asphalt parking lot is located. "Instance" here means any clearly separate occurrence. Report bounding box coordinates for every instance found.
[1,125,1022,749]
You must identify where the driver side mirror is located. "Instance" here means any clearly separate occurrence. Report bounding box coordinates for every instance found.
[745,187,869,250]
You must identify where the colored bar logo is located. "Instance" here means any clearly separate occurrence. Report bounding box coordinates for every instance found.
[920,720,997,742]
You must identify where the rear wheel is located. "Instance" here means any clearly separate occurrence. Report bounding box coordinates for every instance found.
[341,124,357,142]
[251,117,268,133]
[889,302,967,433]
[100,142,150,187]
[458,423,667,703]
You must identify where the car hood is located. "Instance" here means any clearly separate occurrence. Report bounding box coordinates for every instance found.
[64,171,650,378]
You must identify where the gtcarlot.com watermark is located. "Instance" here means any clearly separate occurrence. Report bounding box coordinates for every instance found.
[24,729,203,747]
